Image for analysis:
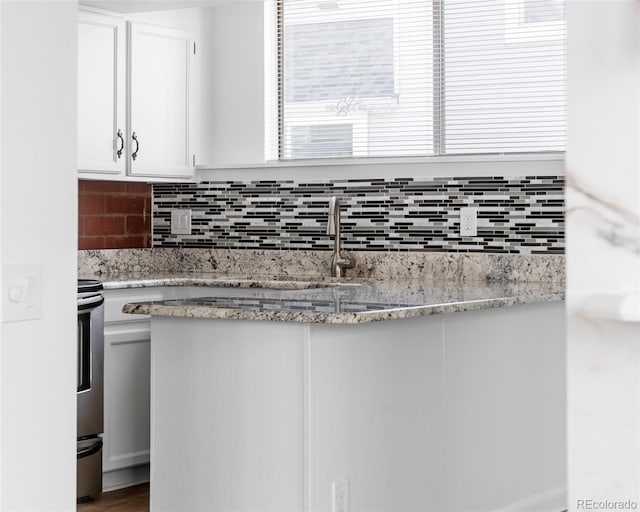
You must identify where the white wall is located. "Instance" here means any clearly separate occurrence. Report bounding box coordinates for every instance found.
[198,3,265,167]
[0,1,78,510]
[0,0,3,499]
[566,0,640,508]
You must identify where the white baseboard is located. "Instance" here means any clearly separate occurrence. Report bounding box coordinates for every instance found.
[102,464,150,492]
[492,486,567,512]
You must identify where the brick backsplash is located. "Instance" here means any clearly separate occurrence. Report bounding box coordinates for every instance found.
[78,180,152,250]
[153,176,565,254]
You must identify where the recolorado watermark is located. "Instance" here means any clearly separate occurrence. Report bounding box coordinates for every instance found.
[577,499,638,510]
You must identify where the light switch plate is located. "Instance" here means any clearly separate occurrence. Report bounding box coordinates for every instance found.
[171,209,192,235]
[2,264,42,323]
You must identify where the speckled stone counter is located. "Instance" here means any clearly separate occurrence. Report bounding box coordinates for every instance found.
[116,274,563,324]
[79,248,565,283]
[78,248,564,324]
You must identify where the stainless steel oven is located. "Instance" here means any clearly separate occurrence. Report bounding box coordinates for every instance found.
[77,279,104,502]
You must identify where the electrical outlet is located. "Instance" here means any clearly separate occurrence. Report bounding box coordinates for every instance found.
[333,479,349,512]
[460,207,477,236]
[171,209,192,235]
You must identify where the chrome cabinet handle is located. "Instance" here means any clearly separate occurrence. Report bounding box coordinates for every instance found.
[131,132,139,161]
[116,129,124,159]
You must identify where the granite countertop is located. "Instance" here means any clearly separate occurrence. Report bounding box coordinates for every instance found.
[95,271,565,324]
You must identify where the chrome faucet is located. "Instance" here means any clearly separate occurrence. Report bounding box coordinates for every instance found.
[326,196,356,278]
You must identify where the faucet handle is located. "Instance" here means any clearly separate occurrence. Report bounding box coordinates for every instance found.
[327,196,338,235]
[338,251,356,269]
[331,251,356,278]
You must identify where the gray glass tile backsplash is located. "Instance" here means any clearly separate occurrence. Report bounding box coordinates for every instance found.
[153,176,564,254]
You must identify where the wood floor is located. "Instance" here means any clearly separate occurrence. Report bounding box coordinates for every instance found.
[76,484,569,511]
[77,483,149,512]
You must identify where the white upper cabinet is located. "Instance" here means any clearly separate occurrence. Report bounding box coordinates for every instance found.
[78,11,126,176]
[128,22,194,178]
[77,9,195,181]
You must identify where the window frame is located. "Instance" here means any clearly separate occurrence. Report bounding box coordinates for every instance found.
[196,151,565,183]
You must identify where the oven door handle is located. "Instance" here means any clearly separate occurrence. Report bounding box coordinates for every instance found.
[77,438,103,459]
[78,296,104,311]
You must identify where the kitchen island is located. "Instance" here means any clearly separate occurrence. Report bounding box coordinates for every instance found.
[121,277,566,512]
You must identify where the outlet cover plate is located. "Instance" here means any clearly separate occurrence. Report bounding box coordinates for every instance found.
[332,479,349,512]
[460,207,478,237]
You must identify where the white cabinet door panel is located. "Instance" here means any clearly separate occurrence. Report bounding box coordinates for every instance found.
[129,22,193,178]
[78,11,125,175]
[103,324,151,472]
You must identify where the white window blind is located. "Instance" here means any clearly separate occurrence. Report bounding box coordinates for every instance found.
[275,0,566,160]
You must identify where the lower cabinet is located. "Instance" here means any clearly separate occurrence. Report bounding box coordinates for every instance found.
[103,323,151,473]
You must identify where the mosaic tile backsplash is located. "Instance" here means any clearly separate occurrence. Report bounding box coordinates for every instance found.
[153,176,564,254]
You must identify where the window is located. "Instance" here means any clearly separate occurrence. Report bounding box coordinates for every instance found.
[523,0,564,23]
[290,124,354,159]
[504,0,565,43]
[274,0,566,160]
[285,18,396,103]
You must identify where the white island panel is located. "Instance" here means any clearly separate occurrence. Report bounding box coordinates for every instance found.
[442,303,566,512]
[148,302,565,512]
[151,319,306,512]
[308,318,445,512]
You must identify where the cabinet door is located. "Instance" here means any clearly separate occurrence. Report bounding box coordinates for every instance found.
[128,22,194,178]
[103,323,151,472]
[78,10,126,176]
